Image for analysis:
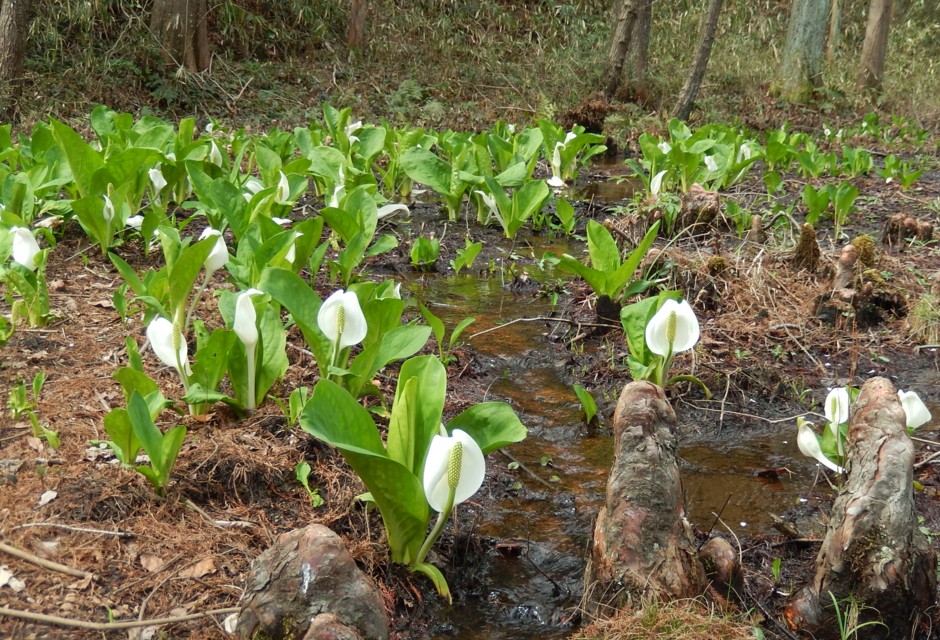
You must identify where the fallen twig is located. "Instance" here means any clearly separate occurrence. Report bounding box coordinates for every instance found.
[12,522,135,538]
[467,316,618,340]
[0,605,239,631]
[0,541,94,580]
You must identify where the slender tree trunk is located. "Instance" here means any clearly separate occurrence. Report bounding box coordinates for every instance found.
[774,0,831,103]
[629,0,652,98]
[347,0,367,61]
[857,0,892,91]
[0,0,30,116]
[150,0,210,73]
[826,0,841,62]
[602,0,639,98]
[671,0,724,121]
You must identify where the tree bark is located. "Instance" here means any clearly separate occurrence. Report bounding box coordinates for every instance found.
[785,378,936,637]
[628,0,652,98]
[0,0,30,117]
[582,382,707,616]
[347,0,367,60]
[826,0,841,62]
[671,0,724,121]
[857,0,893,91]
[774,0,831,103]
[602,0,639,98]
[150,0,210,73]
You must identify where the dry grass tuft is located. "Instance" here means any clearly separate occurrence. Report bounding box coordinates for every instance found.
[574,597,758,640]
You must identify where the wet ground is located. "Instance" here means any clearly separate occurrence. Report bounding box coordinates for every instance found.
[1,157,939,639]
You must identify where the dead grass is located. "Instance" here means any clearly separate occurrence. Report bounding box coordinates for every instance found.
[574,597,758,640]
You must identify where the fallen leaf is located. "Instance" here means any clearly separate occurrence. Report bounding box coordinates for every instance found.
[139,553,164,573]
[0,566,25,592]
[37,490,57,507]
[32,539,60,559]
[26,437,44,453]
[91,299,114,309]
[179,557,215,579]
[68,574,94,590]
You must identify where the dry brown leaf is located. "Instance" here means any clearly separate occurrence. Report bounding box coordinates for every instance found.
[139,553,165,573]
[179,557,215,579]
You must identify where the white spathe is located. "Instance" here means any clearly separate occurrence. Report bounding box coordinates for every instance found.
[422,428,485,512]
[650,170,667,196]
[824,387,851,426]
[277,171,291,203]
[147,316,191,375]
[658,140,672,155]
[824,387,850,455]
[317,289,367,349]
[149,165,167,193]
[10,227,40,271]
[103,195,115,224]
[645,299,700,357]
[704,155,718,173]
[898,390,932,430]
[198,228,229,275]
[208,141,223,167]
[377,203,410,220]
[233,289,263,349]
[797,420,844,474]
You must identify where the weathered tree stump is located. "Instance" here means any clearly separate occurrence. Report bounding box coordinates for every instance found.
[582,381,707,616]
[235,524,389,640]
[676,184,720,234]
[790,223,821,272]
[785,377,936,638]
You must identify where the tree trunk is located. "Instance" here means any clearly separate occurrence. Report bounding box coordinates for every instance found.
[602,0,639,98]
[150,0,210,73]
[785,378,936,637]
[671,0,724,121]
[0,0,30,117]
[628,0,652,99]
[857,0,892,91]
[582,382,707,616]
[826,0,841,62]
[347,0,367,60]
[774,0,831,103]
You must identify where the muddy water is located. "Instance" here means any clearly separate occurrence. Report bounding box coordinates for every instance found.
[406,257,837,639]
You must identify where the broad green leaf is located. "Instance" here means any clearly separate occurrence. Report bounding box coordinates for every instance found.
[586,220,620,275]
[606,219,660,298]
[300,379,386,456]
[446,402,526,454]
[50,119,104,198]
[258,268,333,378]
[103,408,140,466]
[386,355,447,474]
[402,147,452,196]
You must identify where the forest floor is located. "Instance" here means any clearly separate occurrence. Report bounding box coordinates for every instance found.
[0,120,939,640]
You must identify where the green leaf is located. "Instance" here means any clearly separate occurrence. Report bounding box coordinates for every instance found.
[572,384,598,424]
[446,402,526,454]
[113,367,160,402]
[402,147,453,196]
[412,562,452,603]
[168,235,215,317]
[103,408,140,466]
[259,268,333,378]
[586,220,621,277]
[50,119,104,198]
[300,379,387,456]
[386,355,447,474]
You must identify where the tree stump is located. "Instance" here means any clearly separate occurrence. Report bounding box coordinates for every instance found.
[784,377,936,638]
[582,381,707,616]
[235,524,389,640]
